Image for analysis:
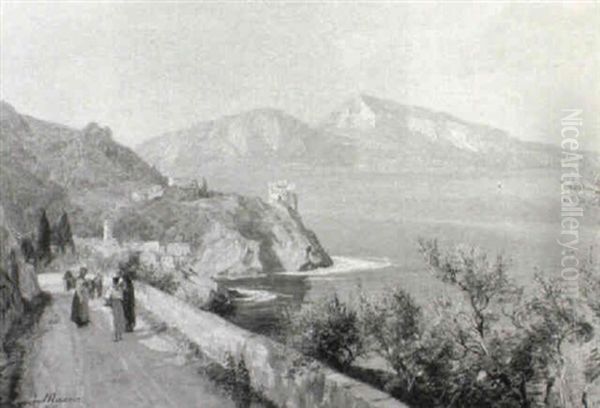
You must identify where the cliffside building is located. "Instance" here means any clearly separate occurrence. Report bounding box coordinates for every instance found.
[268,180,298,211]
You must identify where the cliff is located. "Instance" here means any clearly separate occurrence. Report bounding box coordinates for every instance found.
[113,192,333,279]
[0,205,41,340]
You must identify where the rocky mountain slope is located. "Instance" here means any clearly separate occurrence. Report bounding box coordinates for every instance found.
[113,190,332,279]
[137,108,355,180]
[1,101,165,236]
[321,94,560,171]
[137,94,572,179]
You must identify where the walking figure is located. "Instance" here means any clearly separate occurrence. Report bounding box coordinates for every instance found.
[70,267,90,327]
[119,264,136,332]
[63,270,75,291]
[105,276,126,342]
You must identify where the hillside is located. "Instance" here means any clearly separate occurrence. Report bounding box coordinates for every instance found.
[137,108,356,180]
[1,102,334,280]
[0,101,165,236]
[321,94,561,171]
[113,191,333,279]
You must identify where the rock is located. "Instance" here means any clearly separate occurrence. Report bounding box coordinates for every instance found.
[19,263,41,301]
[114,193,333,280]
[192,220,262,278]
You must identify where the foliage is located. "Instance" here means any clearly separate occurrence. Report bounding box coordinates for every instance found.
[53,211,75,253]
[36,209,52,264]
[136,266,179,294]
[307,239,600,407]
[19,238,36,265]
[202,289,236,317]
[579,246,600,319]
[359,288,424,391]
[224,353,252,408]
[286,293,364,370]
[410,238,596,407]
[123,252,179,294]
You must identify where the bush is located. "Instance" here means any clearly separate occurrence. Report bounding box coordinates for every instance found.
[360,289,424,390]
[202,289,236,317]
[286,294,364,370]
[136,265,179,294]
[116,252,179,294]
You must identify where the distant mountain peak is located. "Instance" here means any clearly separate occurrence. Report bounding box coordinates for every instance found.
[0,100,19,121]
[330,94,378,130]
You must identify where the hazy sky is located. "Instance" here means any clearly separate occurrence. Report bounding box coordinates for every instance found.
[1,2,598,150]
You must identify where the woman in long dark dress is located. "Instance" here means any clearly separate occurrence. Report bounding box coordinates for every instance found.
[70,268,90,327]
[120,270,135,332]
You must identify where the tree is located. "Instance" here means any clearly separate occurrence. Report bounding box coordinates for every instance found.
[54,211,75,253]
[36,209,52,265]
[200,177,209,197]
[360,289,424,392]
[517,274,594,406]
[417,239,530,406]
[359,288,457,406]
[417,238,595,407]
[287,294,364,369]
[20,237,36,265]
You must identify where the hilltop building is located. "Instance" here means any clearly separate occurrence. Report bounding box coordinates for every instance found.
[268,180,298,211]
[131,184,164,202]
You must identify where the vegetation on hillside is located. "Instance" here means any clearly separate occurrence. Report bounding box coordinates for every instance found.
[284,240,600,407]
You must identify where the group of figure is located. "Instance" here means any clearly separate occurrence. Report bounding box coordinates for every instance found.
[64,265,135,342]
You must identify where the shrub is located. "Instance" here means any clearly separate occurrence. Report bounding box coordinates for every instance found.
[223,353,252,408]
[136,265,179,294]
[124,253,178,294]
[360,289,424,391]
[202,289,236,317]
[286,294,364,370]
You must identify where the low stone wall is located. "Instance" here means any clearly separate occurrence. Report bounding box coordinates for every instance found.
[135,282,408,408]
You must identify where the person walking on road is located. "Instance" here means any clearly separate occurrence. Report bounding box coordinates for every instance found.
[70,267,90,327]
[119,264,136,332]
[105,276,126,341]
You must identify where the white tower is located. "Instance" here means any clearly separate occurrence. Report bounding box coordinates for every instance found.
[103,219,112,242]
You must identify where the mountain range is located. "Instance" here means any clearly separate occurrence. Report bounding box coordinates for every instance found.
[137,94,569,181]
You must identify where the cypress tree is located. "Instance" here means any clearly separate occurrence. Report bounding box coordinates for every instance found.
[37,209,52,264]
[20,237,36,264]
[56,211,75,253]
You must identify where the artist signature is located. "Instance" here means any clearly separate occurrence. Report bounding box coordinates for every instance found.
[15,393,82,406]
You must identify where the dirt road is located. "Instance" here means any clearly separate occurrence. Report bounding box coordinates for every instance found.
[17,274,235,408]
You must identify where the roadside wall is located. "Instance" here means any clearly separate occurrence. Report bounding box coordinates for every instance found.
[135,282,409,408]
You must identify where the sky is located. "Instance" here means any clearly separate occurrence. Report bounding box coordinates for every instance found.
[1,2,598,150]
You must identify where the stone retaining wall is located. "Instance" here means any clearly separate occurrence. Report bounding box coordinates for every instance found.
[135,282,408,408]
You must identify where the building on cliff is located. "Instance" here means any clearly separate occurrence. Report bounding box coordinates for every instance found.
[131,184,164,202]
[268,180,298,211]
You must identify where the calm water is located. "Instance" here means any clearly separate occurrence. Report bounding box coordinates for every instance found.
[216,168,599,335]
